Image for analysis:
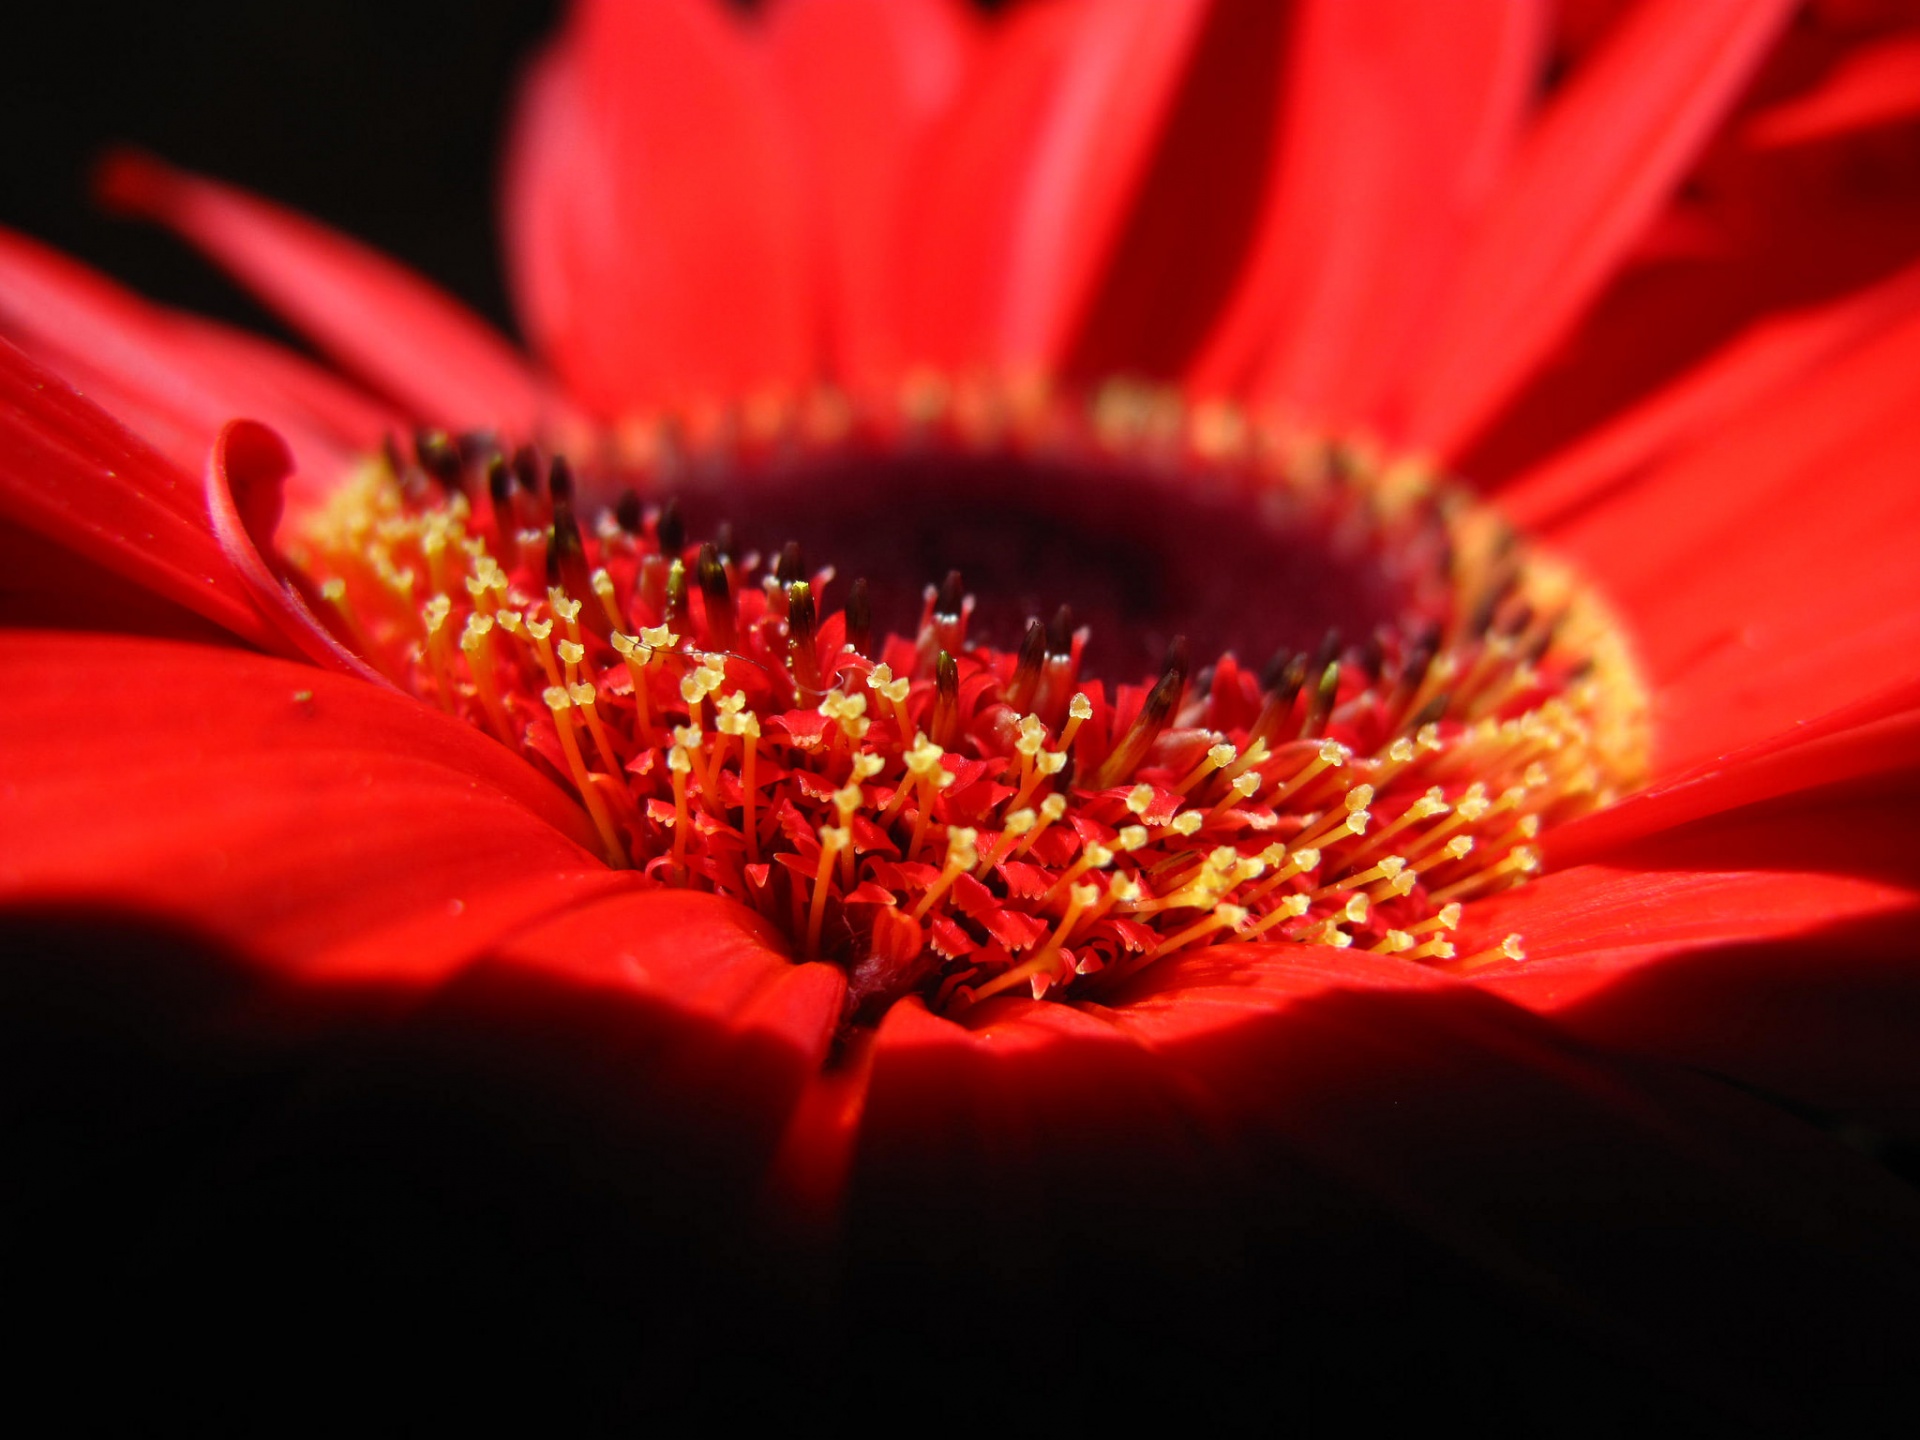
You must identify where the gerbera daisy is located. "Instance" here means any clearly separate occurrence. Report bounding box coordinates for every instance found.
[4,0,1920,1425]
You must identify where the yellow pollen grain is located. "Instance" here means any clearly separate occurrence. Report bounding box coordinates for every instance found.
[1176,741,1237,796]
[1207,771,1261,820]
[1059,693,1094,751]
[591,568,622,631]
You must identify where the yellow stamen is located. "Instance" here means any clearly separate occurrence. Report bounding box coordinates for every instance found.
[546,685,626,867]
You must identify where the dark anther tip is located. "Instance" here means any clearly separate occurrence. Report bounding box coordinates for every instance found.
[936,570,965,619]
[1163,635,1191,684]
[1144,667,1183,722]
[1312,628,1344,673]
[1358,633,1386,686]
[1017,618,1047,670]
[1259,647,1296,694]
[511,443,544,495]
[776,540,805,586]
[786,580,816,635]
[614,488,643,534]
[485,454,512,510]
[547,453,575,504]
[657,497,686,558]
[1046,605,1075,657]
[1500,602,1535,640]
[456,430,501,468]
[846,579,873,657]
[414,429,463,489]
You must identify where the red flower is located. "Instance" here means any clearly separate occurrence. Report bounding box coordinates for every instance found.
[4,0,1920,1425]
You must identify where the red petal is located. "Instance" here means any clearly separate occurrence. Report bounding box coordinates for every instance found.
[1533,905,1920,1129]
[1193,0,1543,419]
[0,226,397,481]
[0,519,241,644]
[501,0,816,414]
[1550,304,1920,774]
[842,955,1920,1416]
[1550,702,1920,868]
[1060,0,1297,381]
[0,337,272,648]
[204,419,395,688]
[1500,254,1920,532]
[1472,762,1920,1014]
[894,0,1217,374]
[96,151,561,433]
[450,890,844,1197]
[0,632,622,986]
[764,0,979,385]
[1745,30,1920,146]
[1396,0,1794,456]
[1469,764,1920,1120]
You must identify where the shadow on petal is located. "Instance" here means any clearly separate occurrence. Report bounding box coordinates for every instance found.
[0,900,834,1425]
[843,968,1920,1426]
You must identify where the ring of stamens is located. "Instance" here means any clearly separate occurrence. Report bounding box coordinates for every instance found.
[290,377,1648,1016]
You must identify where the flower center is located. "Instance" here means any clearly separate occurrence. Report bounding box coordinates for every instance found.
[290,378,1648,1018]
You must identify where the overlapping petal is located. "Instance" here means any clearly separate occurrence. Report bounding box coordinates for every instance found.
[0,337,272,648]
[764,0,980,384]
[1395,0,1796,454]
[97,151,565,433]
[502,0,816,413]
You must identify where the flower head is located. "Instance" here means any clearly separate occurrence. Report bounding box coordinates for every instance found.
[4,0,1920,1425]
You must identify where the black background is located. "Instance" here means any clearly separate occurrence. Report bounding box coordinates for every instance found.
[1,1,563,343]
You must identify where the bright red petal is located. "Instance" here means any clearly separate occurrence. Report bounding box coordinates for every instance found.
[0,632,624,986]
[894,0,1218,375]
[1551,700,1920,867]
[1193,0,1542,420]
[1548,304,1920,774]
[0,518,242,643]
[0,227,398,482]
[97,152,561,434]
[764,0,978,386]
[501,0,816,414]
[1396,0,1794,456]
[1058,0,1296,381]
[0,338,272,648]
[204,419,396,687]
[1498,254,1920,531]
